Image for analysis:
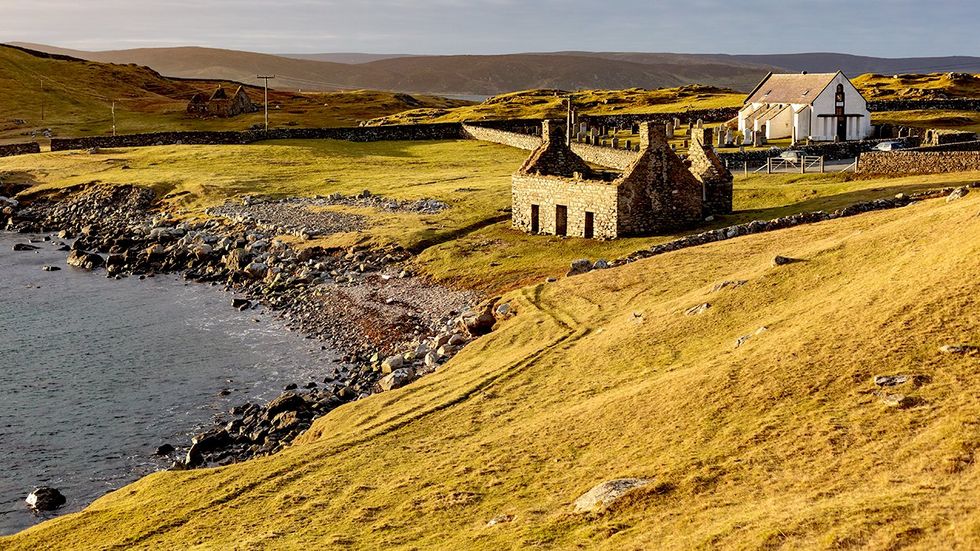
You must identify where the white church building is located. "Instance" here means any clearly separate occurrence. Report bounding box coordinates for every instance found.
[737,71,872,143]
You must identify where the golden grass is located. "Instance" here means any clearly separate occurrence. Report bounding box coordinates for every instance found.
[871,110,980,134]
[3,139,977,293]
[4,189,978,550]
[854,72,980,101]
[366,86,745,125]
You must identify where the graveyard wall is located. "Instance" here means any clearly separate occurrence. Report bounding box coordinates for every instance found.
[462,124,540,151]
[911,140,980,152]
[0,142,41,158]
[858,151,980,174]
[570,142,638,170]
[464,123,640,169]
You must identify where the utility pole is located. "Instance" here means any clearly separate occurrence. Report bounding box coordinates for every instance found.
[111,101,116,136]
[256,75,275,131]
[40,78,45,122]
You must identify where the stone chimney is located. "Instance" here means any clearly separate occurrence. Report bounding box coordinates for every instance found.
[692,128,714,148]
[541,120,565,144]
[639,122,668,149]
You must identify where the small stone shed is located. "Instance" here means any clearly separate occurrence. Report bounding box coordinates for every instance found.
[187,85,257,118]
[511,120,732,239]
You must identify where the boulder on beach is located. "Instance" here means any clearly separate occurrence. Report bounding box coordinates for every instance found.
[66,250,105,271]
[26,487,66,511]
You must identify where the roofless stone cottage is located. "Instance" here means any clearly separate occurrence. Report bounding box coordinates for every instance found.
[511,120,732,239]
[738,71,872,143]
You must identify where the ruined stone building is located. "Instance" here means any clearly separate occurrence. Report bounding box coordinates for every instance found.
[688,127,733,215]
[187,86,258,118]
[511,121,733,239]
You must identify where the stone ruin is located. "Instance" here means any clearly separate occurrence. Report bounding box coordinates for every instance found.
[511,120,733,239]
[688,128,734,215]
[187,85,259,118]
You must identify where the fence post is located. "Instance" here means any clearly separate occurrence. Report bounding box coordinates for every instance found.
[767,157,772,174]
[801,157,805,174]
[743,161,748,176]
[820,156,824,173]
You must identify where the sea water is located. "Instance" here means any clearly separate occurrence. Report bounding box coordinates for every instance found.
[0,233,339,535]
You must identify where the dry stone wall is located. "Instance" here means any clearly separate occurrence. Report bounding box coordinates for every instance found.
[0,142,41,158]
[571,143,638,171]
[868,98,980,112]
[858,151,980,174]
[462,124,540,151]
[464,123,640,169]
[49,124,467,152]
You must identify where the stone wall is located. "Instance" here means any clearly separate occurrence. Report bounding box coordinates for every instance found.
[717,138,902,165]
[581,107,740,128]
[49,124,467,152]
[464,123,640,169]
[462,124,540,151]
[571,142,638,170]
[0,142,41,158]
[868,98,980,112]
[858,151,980,174]
[912,140,980,153]
[511,174,619,239]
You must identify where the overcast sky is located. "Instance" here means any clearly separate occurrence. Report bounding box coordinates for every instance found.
[1,0,977,57]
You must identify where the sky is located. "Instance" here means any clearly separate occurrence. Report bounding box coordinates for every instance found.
[1,0,977,57]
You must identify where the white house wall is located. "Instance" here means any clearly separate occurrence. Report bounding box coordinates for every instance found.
[765,105,793,140]
[809,73,872,141]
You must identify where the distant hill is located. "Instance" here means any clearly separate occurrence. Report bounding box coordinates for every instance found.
[0,44,468,143]
[10,43,778,95]
[713,52,980,76]
[278,53,419,64]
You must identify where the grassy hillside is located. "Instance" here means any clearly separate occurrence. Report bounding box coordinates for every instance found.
[853,72,980,100]
[11,44,775,95]
[0,44,468,144]
[366,86,745,125]
[4,185,978,549]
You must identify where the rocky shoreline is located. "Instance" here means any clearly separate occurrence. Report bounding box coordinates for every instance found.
[1,184,510,470]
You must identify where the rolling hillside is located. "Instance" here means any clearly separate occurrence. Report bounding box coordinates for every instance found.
[16,43,980,97]
[10,43,778,94]
[0,44,469,143]
[2,181,978,549]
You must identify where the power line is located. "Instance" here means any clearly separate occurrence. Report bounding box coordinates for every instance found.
[256,75,275,131]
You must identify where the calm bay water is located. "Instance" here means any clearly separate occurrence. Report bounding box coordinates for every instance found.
[0,232,339,535]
